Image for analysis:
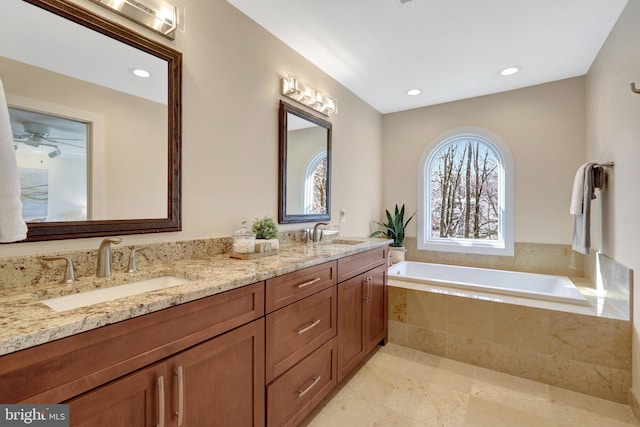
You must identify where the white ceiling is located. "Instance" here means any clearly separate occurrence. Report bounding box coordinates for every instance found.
[227,0,629,114]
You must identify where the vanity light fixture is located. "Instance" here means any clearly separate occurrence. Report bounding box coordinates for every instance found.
[130,68,151,78]
[500,66,521,76]
[281,75,338,116]
[407,88,422,96]
[89,0,178,40]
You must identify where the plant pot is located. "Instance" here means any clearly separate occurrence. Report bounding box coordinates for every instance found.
[389,246,406,265]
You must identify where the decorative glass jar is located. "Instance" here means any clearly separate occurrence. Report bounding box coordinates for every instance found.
[232,221,255,254]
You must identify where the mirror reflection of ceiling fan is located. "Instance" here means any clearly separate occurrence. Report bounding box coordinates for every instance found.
[13,121,86,157]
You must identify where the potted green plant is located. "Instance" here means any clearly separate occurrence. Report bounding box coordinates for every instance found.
[369,204,415,264]
[252,216,279,252]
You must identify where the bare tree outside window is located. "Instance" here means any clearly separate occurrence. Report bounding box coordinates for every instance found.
[430,139,499,240]
[312,157,328,214]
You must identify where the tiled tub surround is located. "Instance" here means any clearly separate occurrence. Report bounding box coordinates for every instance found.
[388,281,631,404]
[0,234,387,356]
[596,252,634,320]
[405,238,585,278]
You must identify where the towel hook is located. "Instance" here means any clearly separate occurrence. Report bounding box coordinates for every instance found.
[631,83,640,94]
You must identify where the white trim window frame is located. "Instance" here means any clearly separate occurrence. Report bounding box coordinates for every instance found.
[417,127,514,256]
[303,151,327,214]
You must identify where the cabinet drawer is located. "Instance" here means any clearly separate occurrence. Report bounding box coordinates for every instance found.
[0,282,265,404]
[266,287,337,382]
[337,247,387,282]
[267,337,337,427]
[266,261,337,313]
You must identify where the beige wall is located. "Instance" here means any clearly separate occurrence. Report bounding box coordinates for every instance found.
[585,0,640,402]
[381,77,585,245]
[0,0,382,257]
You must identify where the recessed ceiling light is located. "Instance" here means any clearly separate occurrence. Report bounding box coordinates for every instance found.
[500,66,521,76]
[407,89,421,96]
[130,68,151,78]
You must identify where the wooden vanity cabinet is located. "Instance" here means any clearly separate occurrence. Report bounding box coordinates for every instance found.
[67,319,265,427]
[1,246,388,427]
[0,282,265,427]
[265,261,338,427]
[337,247,388,383]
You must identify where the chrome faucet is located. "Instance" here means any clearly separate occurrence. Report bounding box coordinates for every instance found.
[312,222,329,242]
[97,237,122,277]
[43,256,77,284]
[127,248,145,273]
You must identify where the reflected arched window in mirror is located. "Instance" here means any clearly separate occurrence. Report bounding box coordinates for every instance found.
[304,152,328,214]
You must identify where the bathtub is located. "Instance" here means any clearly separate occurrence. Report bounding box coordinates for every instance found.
[388,261,588,306]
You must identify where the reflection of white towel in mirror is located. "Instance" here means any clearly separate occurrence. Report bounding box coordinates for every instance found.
[0,78,27,242]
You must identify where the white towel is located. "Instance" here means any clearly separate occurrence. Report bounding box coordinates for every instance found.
[571,162,598,254]
[569,163,589,214]
[0,78,27,243]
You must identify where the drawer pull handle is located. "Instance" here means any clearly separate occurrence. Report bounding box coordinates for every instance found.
[362,276,369,301]
[297,376,322,398]
[157,376,165,427]
[297,277,321,289]
[297,319,321,335]
[176,366,184,426]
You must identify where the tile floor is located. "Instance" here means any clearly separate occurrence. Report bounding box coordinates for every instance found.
[301,343,640,427]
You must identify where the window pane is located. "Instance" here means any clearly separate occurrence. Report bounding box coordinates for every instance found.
[312,156,328,214]
[429,138,499,240]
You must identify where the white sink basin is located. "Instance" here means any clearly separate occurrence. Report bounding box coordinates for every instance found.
[42,276,191,312]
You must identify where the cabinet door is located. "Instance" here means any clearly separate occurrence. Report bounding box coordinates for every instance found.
[364,264,387,354]
[337,274,365,383]
[66,362,166,427]
[168,319,265,427]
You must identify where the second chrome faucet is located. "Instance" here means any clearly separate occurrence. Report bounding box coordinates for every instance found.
[96,237,122,277]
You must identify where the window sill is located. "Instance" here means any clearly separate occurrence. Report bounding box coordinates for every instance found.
[418,239,514,256]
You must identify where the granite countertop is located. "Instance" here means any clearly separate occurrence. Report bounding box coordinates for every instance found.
[0,238,390,357]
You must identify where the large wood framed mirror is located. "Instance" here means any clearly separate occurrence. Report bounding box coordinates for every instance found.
[278,101,331,224]
[3,0,181,242]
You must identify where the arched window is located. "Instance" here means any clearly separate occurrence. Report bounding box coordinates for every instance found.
[304,152,328,214]
[418,127,514,255]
